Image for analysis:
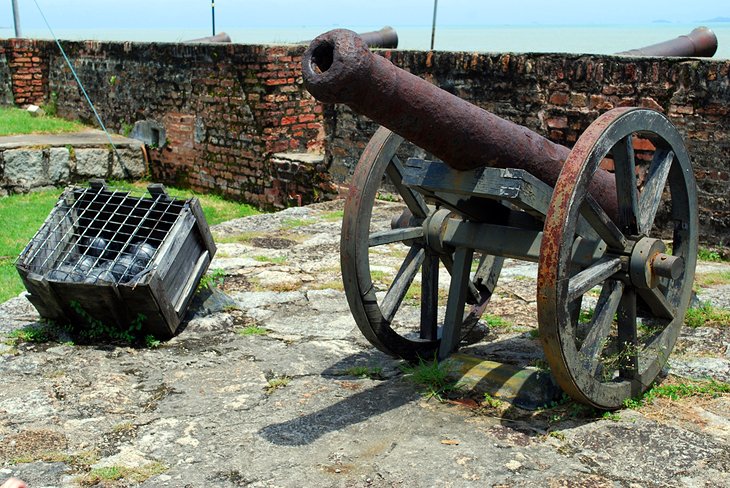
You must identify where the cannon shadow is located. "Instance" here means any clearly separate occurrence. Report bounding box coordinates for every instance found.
[258,338,569,446]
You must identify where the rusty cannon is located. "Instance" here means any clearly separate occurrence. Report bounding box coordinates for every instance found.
[617,26,717,57]
[302,29,698,409]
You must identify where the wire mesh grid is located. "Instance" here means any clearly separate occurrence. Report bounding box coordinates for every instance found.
[18,185,188,286]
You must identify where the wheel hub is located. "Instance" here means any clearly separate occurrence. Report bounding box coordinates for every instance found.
[629,237,684,289]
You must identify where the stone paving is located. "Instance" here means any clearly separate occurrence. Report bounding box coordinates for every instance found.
[1,199,729,487]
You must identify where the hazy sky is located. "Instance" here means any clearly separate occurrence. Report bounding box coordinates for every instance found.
[3,0,727,30]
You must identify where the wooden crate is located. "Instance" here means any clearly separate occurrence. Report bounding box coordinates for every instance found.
[16,180,217,338]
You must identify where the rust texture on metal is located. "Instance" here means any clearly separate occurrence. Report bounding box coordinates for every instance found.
[617,26,717,57]
[302,29,618,219]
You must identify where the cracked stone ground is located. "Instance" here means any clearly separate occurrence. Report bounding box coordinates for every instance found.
[1,199,729,487]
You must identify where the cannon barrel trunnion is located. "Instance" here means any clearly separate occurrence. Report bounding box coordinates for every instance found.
[303,30,699,409]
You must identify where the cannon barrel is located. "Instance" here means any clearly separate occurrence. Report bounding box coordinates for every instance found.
[186,32,232,43]
[617,26,717,57]
[302,29,618,217]
[357,26,398,49]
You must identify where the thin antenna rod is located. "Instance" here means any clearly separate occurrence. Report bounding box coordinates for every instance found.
[430,0,438,50]
[11,0,22,37]
[212,1,216,36]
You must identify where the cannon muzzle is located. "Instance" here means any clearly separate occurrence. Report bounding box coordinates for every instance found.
[617,26,717,57]
[303,29,618,218]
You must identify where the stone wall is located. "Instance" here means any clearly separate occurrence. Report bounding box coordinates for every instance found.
[1,38,728,243]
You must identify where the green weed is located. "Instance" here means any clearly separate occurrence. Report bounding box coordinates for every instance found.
[322,210,344,221]
[694,271,730,288]
[237,326,269,336]
[697,248,725,262]
[265,376,291,394]
[8,323,51,343]
[253,255,287,265]
[623,378,730,409]
[342,365,384,380]
[684,302,730,328]
[198,268,226,291]
[79,462,167,484]
[400,356,459,401]
[483,314,513,330]
[281,217,311,229]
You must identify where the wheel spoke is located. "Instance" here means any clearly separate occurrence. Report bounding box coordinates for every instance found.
[567,257,623,302]
[438,247,473,358]
[381,245,425,322]
[385,156,429,219]
[580,195,628,250]
[617,287,638,379]
[637,287,676,320]
[420,252,439,340]
[613,136,639,235]
[638,149,674,234]
[440,253,481,304]
[580,280,624,374]
[369,227,424,247]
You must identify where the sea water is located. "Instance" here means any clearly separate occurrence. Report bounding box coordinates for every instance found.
[2,23,729,59]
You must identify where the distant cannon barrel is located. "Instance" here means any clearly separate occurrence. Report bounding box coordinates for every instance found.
[299,26,398,48]
[617,26,717,57]
[302,29,618,218]
[357,26,398,49]
[186,32,232,43]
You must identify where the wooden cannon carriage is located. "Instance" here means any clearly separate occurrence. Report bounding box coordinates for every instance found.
[302,30,698,409]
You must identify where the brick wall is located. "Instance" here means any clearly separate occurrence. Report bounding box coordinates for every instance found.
[2,39,48,105]
[1,38,728,244]
[1,39,329,209]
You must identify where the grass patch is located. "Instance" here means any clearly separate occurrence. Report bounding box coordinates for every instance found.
[623,378,730,409]
[308,278,345,291]
[400,356,459,401]
[321,210,344,221]
[265,376,291,394]
[694,270,730,288]
[8,323,51,343]
[253,255,287,265]
[342,365,384,380]
[697,247,726,262]
[0,188,59,302]
[79,462,168,485]
[198,268,226,291]
[213,231,259,245]
[281,217,312,229]
[404,282,449,306]
[0,106,86,136]
[685,302,730,328]
[483,314,514,330]
[237,325,269,336]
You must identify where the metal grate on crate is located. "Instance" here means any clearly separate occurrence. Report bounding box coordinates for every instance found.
[19,179,187,286]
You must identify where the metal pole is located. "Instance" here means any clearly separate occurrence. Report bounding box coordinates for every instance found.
[11,0,22,38]
[211,1,216,36]
[430,0,438,50]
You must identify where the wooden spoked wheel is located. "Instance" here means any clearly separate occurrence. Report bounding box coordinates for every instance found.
[538,107,698,409]
[341,127,503,361]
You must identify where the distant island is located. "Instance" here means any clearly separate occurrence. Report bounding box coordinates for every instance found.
[701,16,730,22]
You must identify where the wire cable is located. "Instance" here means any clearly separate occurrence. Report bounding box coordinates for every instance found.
[31,0,131,178]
